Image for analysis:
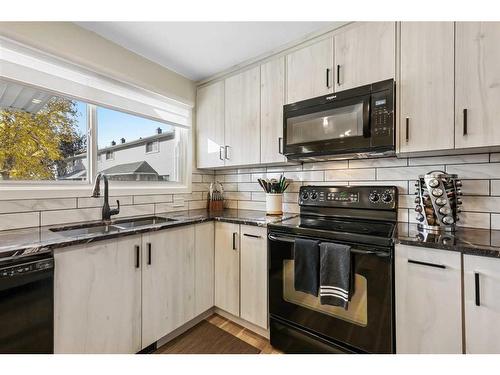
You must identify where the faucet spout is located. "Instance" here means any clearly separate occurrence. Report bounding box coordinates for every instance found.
[91,173,120,222]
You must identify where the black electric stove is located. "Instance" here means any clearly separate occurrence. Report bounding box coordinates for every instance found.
[267,185,398,354]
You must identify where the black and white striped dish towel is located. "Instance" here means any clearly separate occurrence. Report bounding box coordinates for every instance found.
[319,242,353,309]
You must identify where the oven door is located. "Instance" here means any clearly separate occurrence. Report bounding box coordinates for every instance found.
[283,95,371,158]
[268,231,394,353]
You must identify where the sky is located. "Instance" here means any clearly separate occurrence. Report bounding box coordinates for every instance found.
[74,101,174,149]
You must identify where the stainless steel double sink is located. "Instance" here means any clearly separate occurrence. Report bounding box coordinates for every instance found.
[50,216,176,237]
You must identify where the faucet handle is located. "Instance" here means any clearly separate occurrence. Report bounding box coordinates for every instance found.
[110,200,120,216]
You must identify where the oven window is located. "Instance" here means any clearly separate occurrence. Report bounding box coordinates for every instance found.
[282,260,368,327]
[286,103,364,145]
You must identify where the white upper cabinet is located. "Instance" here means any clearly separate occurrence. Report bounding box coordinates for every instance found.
[464,254,500,353]
[286,37,333,104]
[260,57,286,164]
[224,66,261,166]
[395,244,462,354]
[334,22,395,91]
[196,81,225,168]
[455,22,500,149]
[399,22,455,153]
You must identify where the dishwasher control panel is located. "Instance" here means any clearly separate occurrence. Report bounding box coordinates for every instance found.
[0,258,53,278]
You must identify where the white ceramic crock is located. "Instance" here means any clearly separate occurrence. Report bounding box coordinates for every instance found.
[266,193,283,215]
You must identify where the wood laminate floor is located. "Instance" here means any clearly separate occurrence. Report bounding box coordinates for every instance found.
[155,314,282,354]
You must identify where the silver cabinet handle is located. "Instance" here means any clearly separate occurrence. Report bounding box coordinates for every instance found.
[224,145,230,160]
[232,232,238,250]
[219,146,224,160]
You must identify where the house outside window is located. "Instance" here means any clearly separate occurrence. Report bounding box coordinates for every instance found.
[145,140,159,154]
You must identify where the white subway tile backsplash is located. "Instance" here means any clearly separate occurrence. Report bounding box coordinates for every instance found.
[0,198,76,214]
[490,181,500,196]
[349,157,407,169]
[398,209,409,223]
[133,195,173,204]
[238,183,262,192]
[461,197,500,213]
[409,154,489,166]
[41,207,101,226]
[188,200,207,210]
[284,170,325,181]
[0,212,39,230]
[446,163,500,179]
[155,201,188,213]
[456,212,491,229]
[251,192,266,201]
[191,174,203,182]
[77,196,133,208]
[491,214,500,230]
[302,161,348,170]
[224,174,251,183]
[267,165,303,173]
[225,192,252,200]
[238,200,266,211]
[116,204,155,218]
[224,200,238,209]
[325,168,375,181]
[349,180,409,194]
[377,165,445,180]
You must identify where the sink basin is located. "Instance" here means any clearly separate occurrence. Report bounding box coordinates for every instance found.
[50,222,120,237]
[50,216,176,236]
[112,216,176,229]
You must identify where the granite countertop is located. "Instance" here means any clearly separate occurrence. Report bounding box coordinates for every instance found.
[0,209,297,262]
[396,222,500,258]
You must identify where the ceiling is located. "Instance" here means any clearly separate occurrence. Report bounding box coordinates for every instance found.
[76,22,346,81]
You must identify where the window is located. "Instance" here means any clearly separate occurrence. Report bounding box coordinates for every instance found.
[0,80,88,181]
[1,79,190,190]
[145,140,159,154]
[96,107,186,183]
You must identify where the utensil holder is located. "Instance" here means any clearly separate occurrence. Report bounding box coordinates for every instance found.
[208,200,224,212]
[266,193,283,215]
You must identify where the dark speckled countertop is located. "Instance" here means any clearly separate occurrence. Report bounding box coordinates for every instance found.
[0,209,297,262]
[396,222,500,258]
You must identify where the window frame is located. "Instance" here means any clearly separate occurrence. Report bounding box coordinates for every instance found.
[0,91,193,199]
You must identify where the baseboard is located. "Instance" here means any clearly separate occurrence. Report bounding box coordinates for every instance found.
[214,308,270,339]
[156,308,215,348]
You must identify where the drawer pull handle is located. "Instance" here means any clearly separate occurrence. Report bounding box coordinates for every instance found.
[336,65,341,86]
[232,232,238,250]
[475,272,480,306]
[147,243,152,265]
[463,108,468,136]
[408,259,446,269]
[243,233,262,239]
[405,117,410,142]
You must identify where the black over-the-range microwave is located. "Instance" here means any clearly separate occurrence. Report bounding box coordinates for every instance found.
[283,79,395,161]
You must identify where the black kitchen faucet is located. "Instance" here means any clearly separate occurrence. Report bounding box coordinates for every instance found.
[91,173,120,222]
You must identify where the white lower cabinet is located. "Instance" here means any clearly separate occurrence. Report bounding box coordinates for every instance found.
[215,223,268,330]
[141,226,195,348]
[55,223,215,353]
[54,236,142,354]
[240,225,268,329]
[464,254,500,353]
[395,244,462,354]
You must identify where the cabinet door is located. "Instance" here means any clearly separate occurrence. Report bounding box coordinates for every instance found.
[286,37,333,104]
[334,22,395,91]
[399,22,455,153]
[464,254,500,353]
[196,81,225,168]
[224,67,261,166]
[261,57,286,164]
[240,225,268,329]
[142,226,195,347]
[195,222,215,315]
[395,244,462,354]
[456,22,500,148]
[214,221,240,316]
[54,236,142,353]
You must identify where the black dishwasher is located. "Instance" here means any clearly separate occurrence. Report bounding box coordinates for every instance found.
[0,254,54,354]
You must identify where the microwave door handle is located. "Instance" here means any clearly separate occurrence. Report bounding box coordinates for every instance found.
[362,97,371,138]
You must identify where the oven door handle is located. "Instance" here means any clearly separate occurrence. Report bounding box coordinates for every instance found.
[268,234,390,257]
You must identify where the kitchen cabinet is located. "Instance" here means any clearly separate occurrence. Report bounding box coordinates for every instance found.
[399,22,454,153]
[464,254,500,353]
[260,57,286,164]
[196,80,225,168]
[334,22,395,91]
[215,221,240,316]
[224,66,261,166]
[194,222,215,315]
[54,236,142,354]
[141,226,195,348]
[455,22,500,149]
[395,244,462,354]
[240,225,268,329]
[286,37,333,104]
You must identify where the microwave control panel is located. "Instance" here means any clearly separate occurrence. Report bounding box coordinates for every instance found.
[371,88,394,145]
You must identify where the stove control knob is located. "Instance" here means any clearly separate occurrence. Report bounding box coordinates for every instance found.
[369,192,380,203]
[301,192,309,200]
[382,192,393,203]
[310,192,318,200]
